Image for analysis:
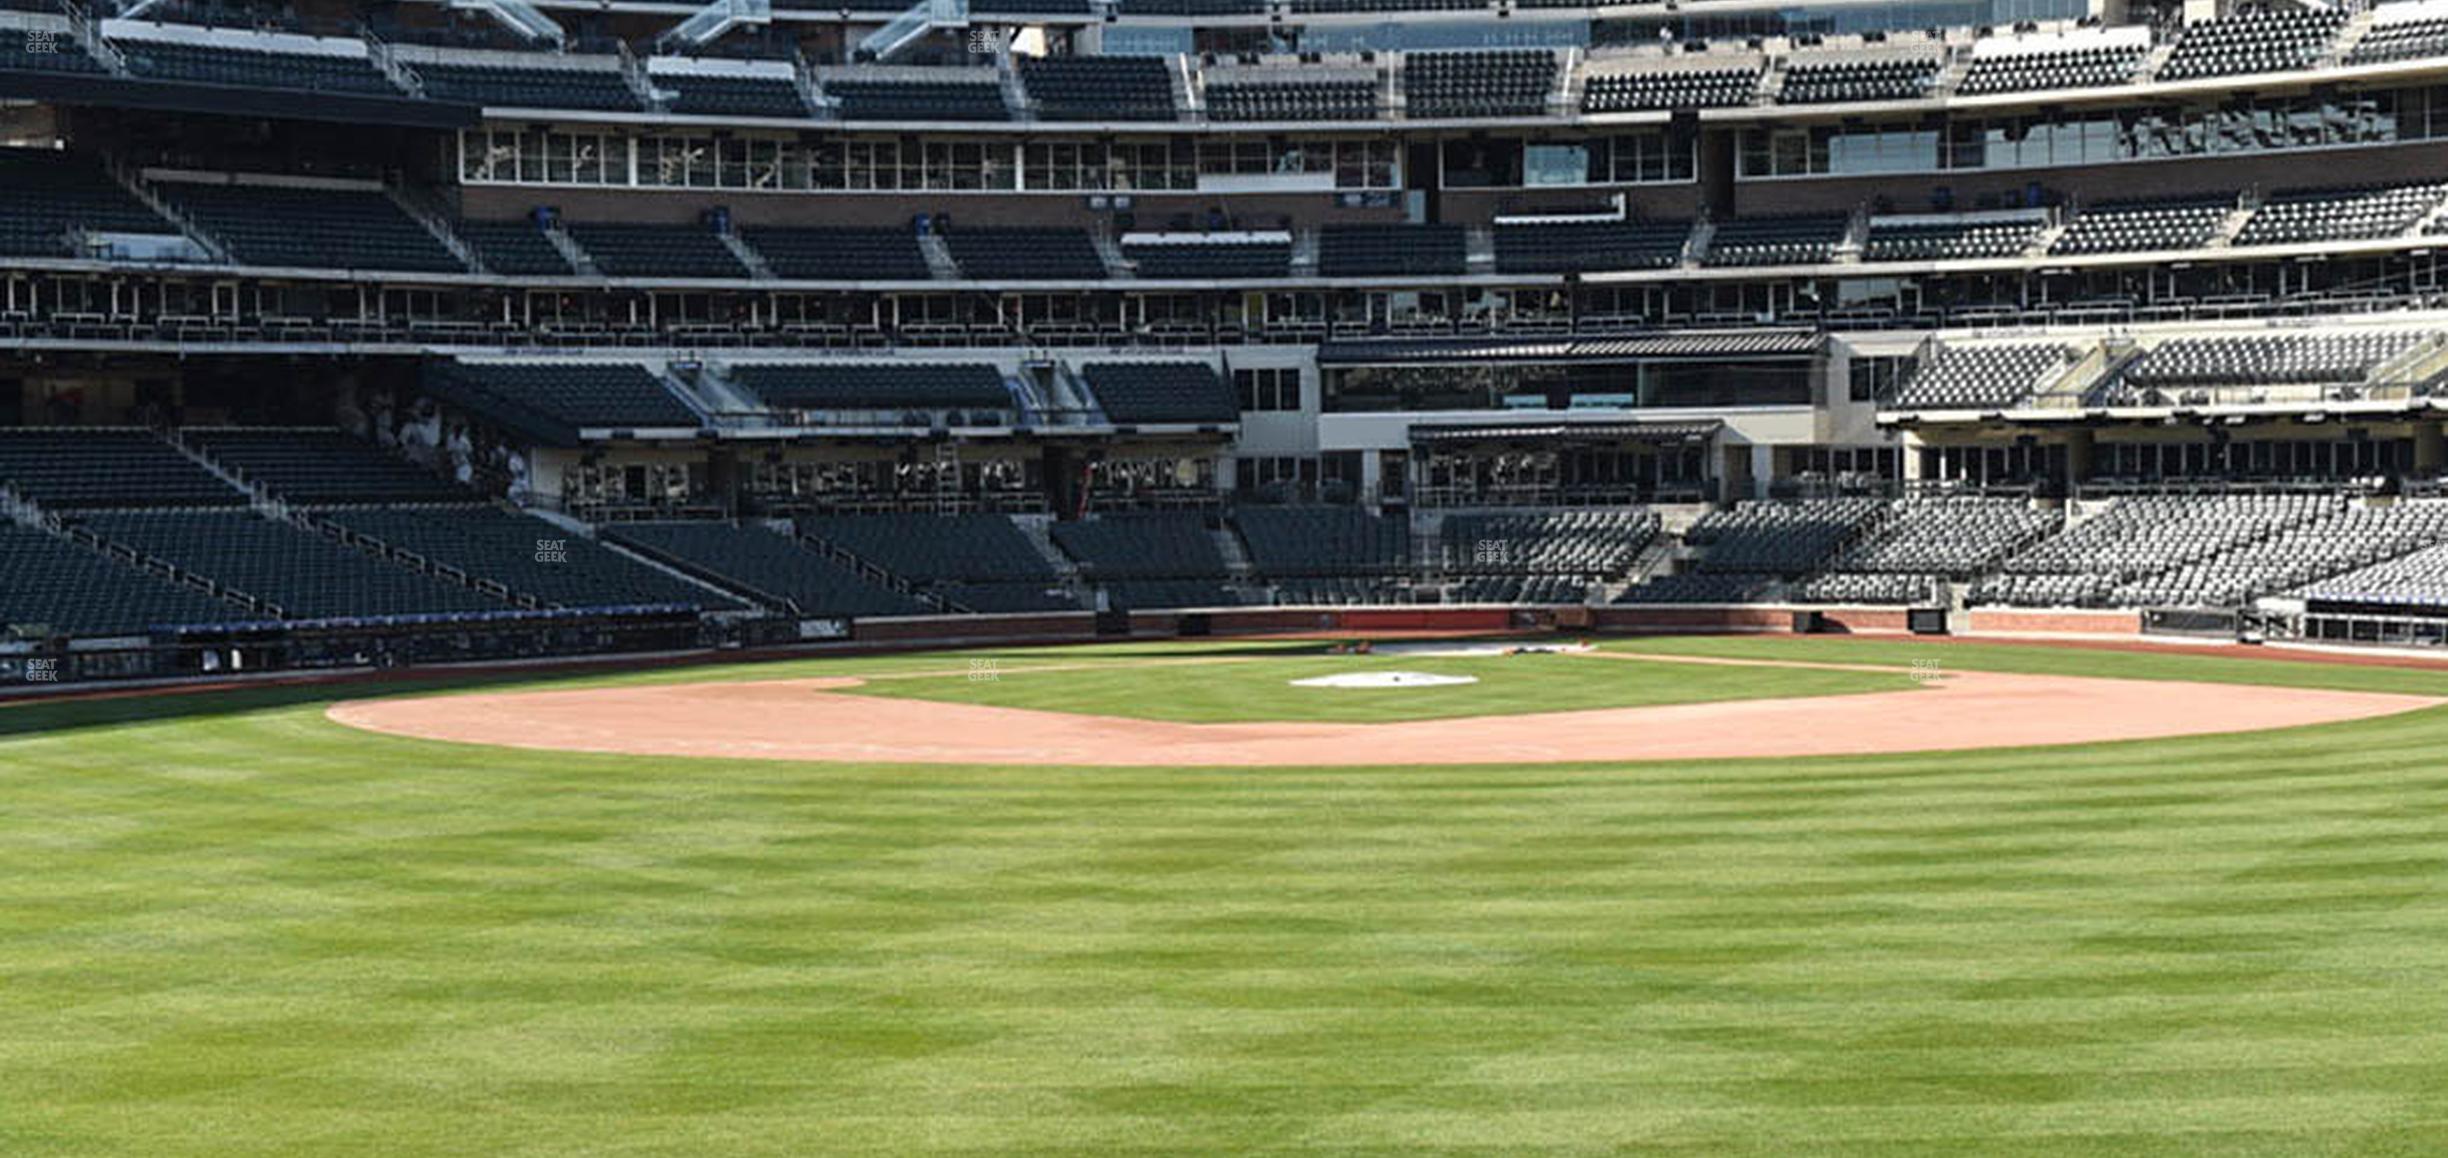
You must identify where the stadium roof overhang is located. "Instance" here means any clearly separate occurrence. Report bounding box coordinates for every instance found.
[1317,331,1821,366]
[1410,419,1724,446]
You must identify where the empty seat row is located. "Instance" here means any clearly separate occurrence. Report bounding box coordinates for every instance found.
[0,428,241,510]
[0,524,247,635]
[2159,9,2343,82]
[606,520,926,616]
[1404,50,1553,119]
[1081,362,1237,424]
[1957,44,2142,94]
[185,428,471,504]
[1581,67,1758,112]
[1019,56,1177,122]
[83,509,510,619]
[1493,221,1688,274]
[1777,56,1935,105]
[428,362,701,433]
[163,180,464,273]
[1124,239,1290,278]
[730,362,1009,411]
[1206,78,1376,121]
[1317,224,1466,277]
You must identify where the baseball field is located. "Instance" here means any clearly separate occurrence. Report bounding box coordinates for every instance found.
[5,635,2448,1154]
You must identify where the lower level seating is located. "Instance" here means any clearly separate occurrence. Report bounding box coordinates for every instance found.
[82,509,510,619]
[798,512,1057,583]
[1236,506,1409,576]
[605,521,927,616]
[185,428,470,505]
[0,525,247,635]
[0,428,241,510]
[326,507,735,610]
[1052,512,1228,578]
[162,180,465,273]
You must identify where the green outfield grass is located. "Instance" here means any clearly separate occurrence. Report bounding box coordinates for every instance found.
[835,648,1915,723]
[4,637,2447,1155]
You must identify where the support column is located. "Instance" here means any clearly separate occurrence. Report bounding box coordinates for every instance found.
[2415,422,2445,477]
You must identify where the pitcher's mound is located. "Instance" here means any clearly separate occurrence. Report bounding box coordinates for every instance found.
[1289,671,1480,689]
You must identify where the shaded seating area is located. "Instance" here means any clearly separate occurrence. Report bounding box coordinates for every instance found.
[1235,506,1409,576]
[1317,224,1466,277]
[941,228,1105,280]
[728,362,1010,413]
[1122,239,1290,278]
[824,79,1010,122]
[661,71,808,118]
[110,32,399,95]
[742,227,929,280]
[564,222,747,278]
[0,148,178,258]
[410,58,643,110]
[82,509,509,619]
[425,362,700,441]
[457,219,574,275]
[160,180,464,272]
[798,512,1058,586]
[1493,221,1688,274]
[324,507,734,610]
[184,428,470,504]
[604,521,927,616]
[1082,362,1237,424]
[1052,512,1228,579]
[0,428,241,510]
[1019,56,1177,121]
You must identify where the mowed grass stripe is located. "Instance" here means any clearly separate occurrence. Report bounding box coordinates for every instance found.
[0,638,2443,1153]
